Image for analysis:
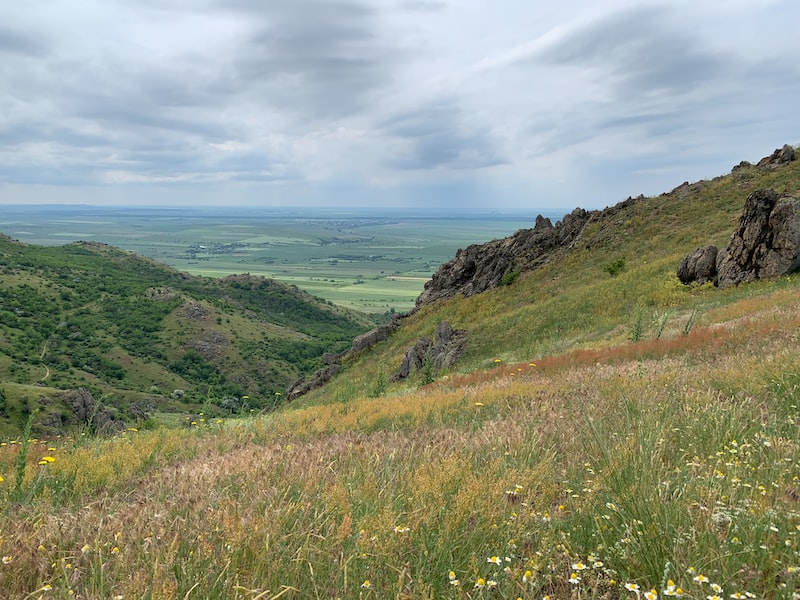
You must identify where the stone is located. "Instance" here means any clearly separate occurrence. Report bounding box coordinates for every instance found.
[677,245,718,285]
[756,144,796,168]
[716,189,800,288]
[393,320,466,380]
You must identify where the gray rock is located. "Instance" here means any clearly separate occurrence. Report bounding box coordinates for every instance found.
[677,245,718,285]
[756,144,796,169]
[416,208,595,307]
[716,189,800,288]
[285,364,341,401]
[351,321,397,353]
[393,320,466,380]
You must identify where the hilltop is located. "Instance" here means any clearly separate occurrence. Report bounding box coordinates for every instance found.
[0,145,798,599]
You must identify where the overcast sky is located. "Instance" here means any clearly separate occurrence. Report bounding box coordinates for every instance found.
[0,0,797,213]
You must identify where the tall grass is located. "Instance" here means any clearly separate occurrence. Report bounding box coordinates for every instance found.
[1,289,798,598]
[1,159,799,597]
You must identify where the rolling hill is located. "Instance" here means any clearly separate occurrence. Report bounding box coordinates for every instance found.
[0,237,376,437]
[0,146,798,599]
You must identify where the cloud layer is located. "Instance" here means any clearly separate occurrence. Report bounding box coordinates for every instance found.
[0,0,797,211]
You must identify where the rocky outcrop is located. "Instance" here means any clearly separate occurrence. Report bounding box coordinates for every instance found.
[285,364,341,401]
[677,245,719,285]
[716,189,800,288]
[416,207,595,307]
[393,321,466,380]
[61,388,126,434]
[757,144,796,169]
[677,188,800,288]
[351,321,398,353]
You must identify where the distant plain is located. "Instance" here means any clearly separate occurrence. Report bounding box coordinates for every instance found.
[0,205,545,313]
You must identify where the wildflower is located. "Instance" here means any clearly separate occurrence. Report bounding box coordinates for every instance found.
[645,589,658,600]
[694,574,709,584]
[81,544,91,554]
[111,546,120,554]
[0,475,3,483]
[361,580,371,589]
[393,525,410,534]
[625,582,641,592]
[42,584,53,591]
[487,555,502,565]
[569,573,581,584]
[523,570,533,583]
[2,556,11,564]
[475,577,486,589]
[707,595,723,600]
[448,571,459,586]
[664,580,678,595]
[572,561,587,571]
[687,567,696,575]
[729,594,745,599]
[711,583,723,593]
[486,579,497,589]
[594,560,604,568]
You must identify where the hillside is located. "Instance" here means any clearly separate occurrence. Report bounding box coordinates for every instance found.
[0,147,798,599]
[0,237,375,437]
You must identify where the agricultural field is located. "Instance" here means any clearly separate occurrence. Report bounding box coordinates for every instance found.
[0,206,540,313]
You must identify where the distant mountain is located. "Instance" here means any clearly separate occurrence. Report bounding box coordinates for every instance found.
[0,236,376,436]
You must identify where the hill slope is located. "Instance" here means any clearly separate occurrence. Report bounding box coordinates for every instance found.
[0,237,375,436]
[0,147,798,599]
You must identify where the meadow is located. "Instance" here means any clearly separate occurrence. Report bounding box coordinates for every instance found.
[0,277,798,599]
[0,206,537,313]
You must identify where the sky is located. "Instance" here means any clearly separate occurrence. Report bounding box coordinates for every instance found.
[0,0,798,213]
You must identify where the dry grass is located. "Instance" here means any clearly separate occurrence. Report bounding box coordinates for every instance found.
[1,285,798,598]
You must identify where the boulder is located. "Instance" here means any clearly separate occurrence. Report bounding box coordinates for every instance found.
[716,189,800,288]
[393,320,466,380]
[285,364,341,401]
[756,144,796,169]
[351,321,397,353]
[677,245,718,285]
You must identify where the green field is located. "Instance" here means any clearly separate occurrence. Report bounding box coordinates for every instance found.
[1,206,541,312]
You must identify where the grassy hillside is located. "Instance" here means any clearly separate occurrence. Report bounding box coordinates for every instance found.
[0,238,375,437]
[0,155,798,598]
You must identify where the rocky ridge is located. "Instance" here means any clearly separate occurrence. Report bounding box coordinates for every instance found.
[288,144,799,400]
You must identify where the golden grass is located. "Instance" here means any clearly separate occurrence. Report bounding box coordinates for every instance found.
[1,286,797,597]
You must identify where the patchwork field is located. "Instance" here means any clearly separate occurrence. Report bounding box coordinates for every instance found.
[1,206,539,313]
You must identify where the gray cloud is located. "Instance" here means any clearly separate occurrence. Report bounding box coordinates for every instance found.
[228,1,394,122]
[381,102,506,170]
[537,5,731,101]
[0,1,797,210]
[0,26,48,57]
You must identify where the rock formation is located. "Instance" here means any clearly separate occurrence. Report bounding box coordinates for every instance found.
[393,321,466,380]
[285,363,341,401]
[676,245,718,285]
[756,144,796,169]
[415,207,595,307]
[716,189,800,288]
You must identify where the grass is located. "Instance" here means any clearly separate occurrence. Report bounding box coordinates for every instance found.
[1,284,798,598]
[0,156,799,597]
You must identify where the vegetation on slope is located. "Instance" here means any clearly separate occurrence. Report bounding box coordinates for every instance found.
[0,238,375,437]
[0,155,798,598]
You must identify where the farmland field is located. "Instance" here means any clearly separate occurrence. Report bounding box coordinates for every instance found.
[0,205,546,313]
